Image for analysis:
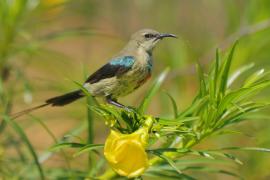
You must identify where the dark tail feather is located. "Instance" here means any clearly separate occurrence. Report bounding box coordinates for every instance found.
[11,103,50,119]
[11,90,83,120]
[46,90,83,106]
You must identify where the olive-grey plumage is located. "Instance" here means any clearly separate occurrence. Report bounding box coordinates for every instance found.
[82,29,177,103]
[12,29,177,118]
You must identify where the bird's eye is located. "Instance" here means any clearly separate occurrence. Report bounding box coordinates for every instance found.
[144,33,155,39]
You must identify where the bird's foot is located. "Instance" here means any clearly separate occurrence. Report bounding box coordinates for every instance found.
[106,97,135,113]
[125,106,137,113]
[106,97,125,108]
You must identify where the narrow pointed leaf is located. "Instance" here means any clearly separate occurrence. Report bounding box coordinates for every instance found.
[219,41,238,95]
[138,68,170,114]
[50,142,86,151]
[196,63,206,97]
[3,116,45,180]
[228,63,254,87]
[164,92,179,118]
[151,151,182,175]
[73,144,104,157]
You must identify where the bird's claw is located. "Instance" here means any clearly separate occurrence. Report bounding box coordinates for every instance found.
[123,106,137,113]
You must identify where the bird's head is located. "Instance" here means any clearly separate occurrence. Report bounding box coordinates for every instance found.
[130,29,177,52]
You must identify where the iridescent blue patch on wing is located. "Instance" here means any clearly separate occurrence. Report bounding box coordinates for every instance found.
[109,56,135,67]
[85,56,135,84]
[147,60,153,71]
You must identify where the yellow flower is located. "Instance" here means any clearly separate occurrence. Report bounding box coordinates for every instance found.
[104,116,154,178]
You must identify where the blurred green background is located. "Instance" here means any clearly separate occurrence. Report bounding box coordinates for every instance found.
[1,0,270,179]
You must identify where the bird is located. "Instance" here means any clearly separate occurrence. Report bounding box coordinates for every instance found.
[12,29,177,119]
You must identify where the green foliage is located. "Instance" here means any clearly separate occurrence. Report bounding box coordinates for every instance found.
[0,1,97,179]
[3,116,45,180]
[49,42,270,179]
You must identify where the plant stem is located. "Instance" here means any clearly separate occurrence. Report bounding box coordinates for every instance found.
[98,168,116,180]
[86,96,95,175]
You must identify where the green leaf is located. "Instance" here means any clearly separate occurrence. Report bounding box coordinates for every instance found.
[182,166,242,179]
[164,92,179,118]
[216,102,267,128]
[177,96,208,118]
[196,63,207,97]
[158,117,199,126]
[71,79,99,106]
[219,41,238,96]
[50,142,86,151]
[28,115,73,170]
[244,69,269,87]
[217,80,270,115]
[144,170,195,180]
[213,129,247,136]
[3,116,45,180]
[150,151,183,175]
[216,146,270,153]
[214,48,220,96]
[203,151,243,165]
[148,163,240,179]
[138,68,170,114]
[148,148,243,165]
[174,158,232,166]
[73,144,104,157]
[72,80,91,97]
[228,63,254,87]
[89,157,106,177]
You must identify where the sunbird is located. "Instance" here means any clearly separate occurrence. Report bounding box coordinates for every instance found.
[12,29,177,118]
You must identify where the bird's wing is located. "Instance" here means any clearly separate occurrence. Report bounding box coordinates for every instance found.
[85,56,135,84]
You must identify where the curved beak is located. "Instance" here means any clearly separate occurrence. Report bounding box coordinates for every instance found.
[157,33,177,39]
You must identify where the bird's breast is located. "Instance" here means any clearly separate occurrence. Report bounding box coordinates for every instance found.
[116,55,152,96]
[129,60,151,84]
